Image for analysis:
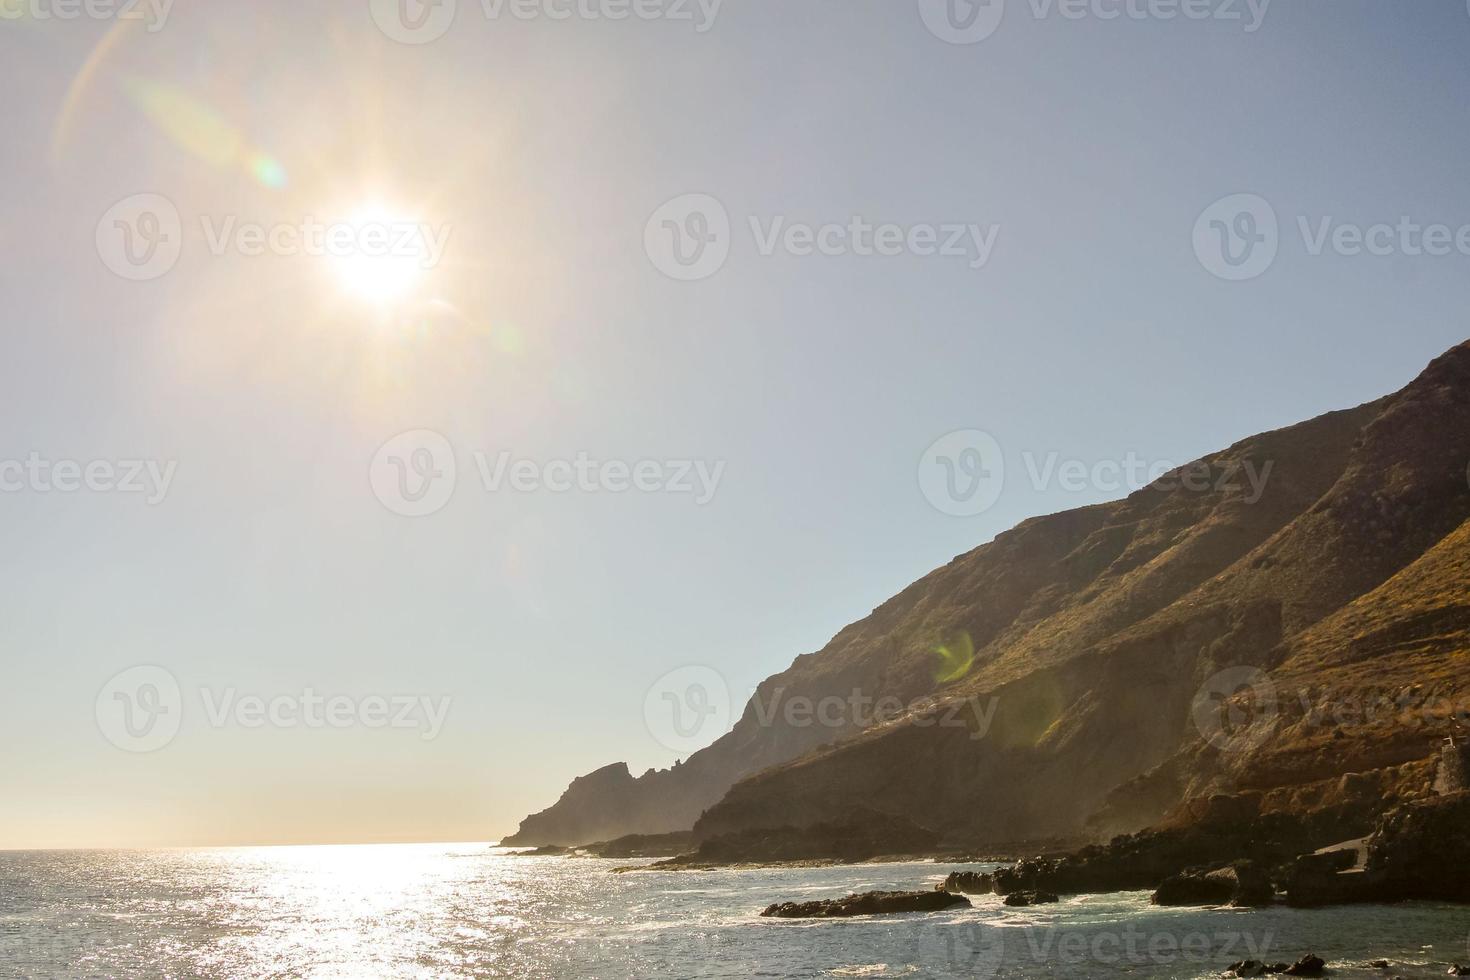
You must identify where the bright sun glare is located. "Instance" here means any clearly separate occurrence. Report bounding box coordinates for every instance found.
[329,205,430,309]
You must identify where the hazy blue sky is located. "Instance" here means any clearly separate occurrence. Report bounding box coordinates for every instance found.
[2,0,1468,848]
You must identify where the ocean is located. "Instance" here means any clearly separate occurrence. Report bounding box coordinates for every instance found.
[1,844,1465,979]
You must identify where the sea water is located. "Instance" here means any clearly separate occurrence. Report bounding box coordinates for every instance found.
[1,845,1466,978]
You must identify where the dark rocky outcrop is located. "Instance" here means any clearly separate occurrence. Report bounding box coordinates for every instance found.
[577,832,695,859]
[1002,890,1059,907]
[760,890,970,918]
[985,808,1317,898]
[1284,851,1374,908]
[1153,867,1235,906]
[1364,791,1470,901]
[651,808,938,867]
[1285,792,1470,906]
[1154,861,1273,907]
[1284,954,1327,976]
[1224,954,1326,977]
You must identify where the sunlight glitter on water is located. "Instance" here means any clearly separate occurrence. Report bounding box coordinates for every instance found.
[3,847,1468,979]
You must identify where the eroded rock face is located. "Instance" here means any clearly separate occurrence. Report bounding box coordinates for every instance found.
[759,890,970,918]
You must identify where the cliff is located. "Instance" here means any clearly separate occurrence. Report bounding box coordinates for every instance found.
[506,341,1470,849]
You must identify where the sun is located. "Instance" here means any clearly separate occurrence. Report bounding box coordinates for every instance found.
[328,204,433,309]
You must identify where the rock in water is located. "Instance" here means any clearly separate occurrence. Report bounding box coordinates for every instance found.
[1001,890,1059,907]
[1155,861,1273,907]
[1283,954,1327,976]
[759,890,970,918]
[941,870,994,894]
[1224,962,1270,978]
[1153,868,1236,906]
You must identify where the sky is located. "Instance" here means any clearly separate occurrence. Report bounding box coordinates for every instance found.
[2,0,1469,849]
